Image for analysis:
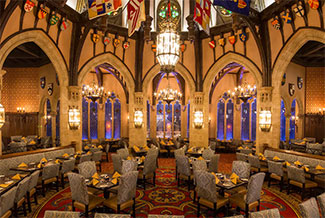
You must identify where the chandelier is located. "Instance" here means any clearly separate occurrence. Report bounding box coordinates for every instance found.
[82,81,106,102]
[154,74,182,105]
[228,83,257,103]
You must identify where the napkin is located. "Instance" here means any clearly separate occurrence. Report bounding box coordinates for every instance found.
[62,153,69,158]
[284,161,291,167]
[160,141,166,145]
[188,148,193,152]
[37,163,42,168]
[86,151,92,155]
[198,156,204,160]
[249,153,253,156]
[261,157,266,161]
[41,158,47,163]
[91,144,96,148]
[230,173,239,185]
[303,166,309,172]
[316,165,325,170]
[294,161,302,166]
[141,156,146,162]
[0,182,13,188]
[30,140,36,145]
[258,153,264,157]
[18,162,28,168]
[112,171,121,178]
[211,173,220,184]
[74,155,78,159]
[127,156,132,160]
[12,174,21,180]
[111,178,118,185]
[133,146,140,152]
[273,156,280,161]
[76,151,82,154]
[92,173,99,179]
[238,146,243,150]
[144,145,149,151]
[92,179,99,186]
[98,145,103,149]
[84,146,90,149]
[55,159,61,164]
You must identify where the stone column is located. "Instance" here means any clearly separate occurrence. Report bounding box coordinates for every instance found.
[150,104,157,139]
[129,92,146,147]
[50,111,57,146]
[297,114,304,139]
[0,70,6,155]
[285,113,291,145]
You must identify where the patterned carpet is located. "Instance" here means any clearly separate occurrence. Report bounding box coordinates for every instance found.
[29,154,302,218]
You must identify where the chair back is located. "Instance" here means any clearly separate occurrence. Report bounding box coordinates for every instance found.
[267,161,283,177]
[287,165,305,183]
[94,213,130,218]
[236,152,247,162]
[117,171,139,205]
[246,172,265,205]
[317,193,325,217]
[249,208,280,218]
[90,147,101,153]
[147,147,159,157]
[143,154,157,175]
[68,173,89,205]
[15,176,31,203]
[194,170,217,203]
[240,149,253,155]
[0,186,17,217]
[122,160,138,174]
[117,148,129,160]
[105,144,110,153]
[174,148,185,157]
[176,155,191,176]
[61,159,76,174]
[43,163,60,180]
[192,160,207,172]
[208,154,220,173]
[78,161,97,179]
[92,151,103,162]
[80,154,92,163]
[299,197,320,218]
[112,153,122,173]
[28,170,40,191]
[44,210,80,218]
[247,155,261,168]
[209,140,217,151]
[232,161,250,179]
[202,148,214,160]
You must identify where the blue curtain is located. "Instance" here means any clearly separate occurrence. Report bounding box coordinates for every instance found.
[90,101,98,139]
[280,100,286,141]
[56,100,60,139]
[173,101,181,137]
[241,102,250,140]
[46,99,52,137]
[187,102,190,138]
[82,98,88,140]
[226,100,233,140]
[289,99,296,140]
[105,99,112,139]
[113,99,121,139]
[217,99,225,140]
[251,99,256,141]
[147,100,150,138]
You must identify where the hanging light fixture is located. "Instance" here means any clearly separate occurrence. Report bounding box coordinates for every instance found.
[154,74,182,105]
[227,83,257,103]
[82,82,106,102]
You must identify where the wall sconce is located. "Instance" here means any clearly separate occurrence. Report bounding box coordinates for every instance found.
[259,109,272,132]
[17,107,25,113]
[68,106,81,130]
[134,110,144,128]
[0,104,5,128]
[194,110,204,129]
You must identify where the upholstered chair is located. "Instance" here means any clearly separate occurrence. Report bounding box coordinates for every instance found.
[92,151,103,172]
[122,160,138,174]
[195,170,229,217]
[105,143,110,162]
[0,186,17,218]
[247,156,268,174]
[27,170,40,212]
[60,159,76,188]
[236,153,247,162]
[94,213,131,218]
[224,216,244,218]
[208,154,220,173]
[267,160,285,191]
[249,208,281,218]
[78,161,97,179]
[174,148,185,179]
[317,192,325,217]
[299,197,320,218]
[226,160,251,195]
[80,153,92,163]
[147,147,159,157]
[229,172,265,217]
[139,154,157,190]
[192,160,207,172]
[68,173,104,217]
[14,176,31,216]
[240,149,253,155]
[202,148,214,160]
[112,154,123,174]
[287,165,318,200]
[40,163,60,196]
[117,148,129,160]
[103,171,139,217]
[44,210,80,218]
[176,155,193,191]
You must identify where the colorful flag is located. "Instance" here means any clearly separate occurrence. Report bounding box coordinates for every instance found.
[194,0,211,34]
[88,0,122,20]
[127,0,145,36]
[213,0,251,16]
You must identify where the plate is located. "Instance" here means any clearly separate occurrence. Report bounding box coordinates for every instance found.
[223,183,232,187]
[241,178,248,182]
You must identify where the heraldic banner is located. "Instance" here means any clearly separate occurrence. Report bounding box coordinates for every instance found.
[88,0,122,20]
[213,0,251,16]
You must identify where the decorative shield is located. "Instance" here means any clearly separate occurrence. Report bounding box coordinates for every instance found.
[282,11,292,24]
[60,18,69,31]
[180,43,187,52]
[49,13,59,25]
[91,33,100,43]
[123,41,130,49]
[151,44,157,53]
[281,73,286,86]
[103,36,111,45]
[289,83,295,96]
[297,77,303,89]
[48,83,53,96]
[40,77,46,89]
[113,38,120,48]
[308,0,319,10]
[218,38,225,47]
[271,17,280,30]
[239,33,247,42]
[56,73,60,86]
[38,5,48,19]
[228,35,236,45]
[209,40,215,49]
[294,4,305,17]
[24,0,35,12]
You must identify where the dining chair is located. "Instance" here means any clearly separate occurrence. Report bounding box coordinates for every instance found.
[247,156,268,174]
[40,163,60,197]
[317,192,325,217]
[112,154,123,174]
[195,170,229,217]
[92,151,103,172]
[103,171,139,217]
[117,148,129,160]
[78,161,97,179]
[202,148,214,160]
[226,161,251,195]
[267,160,285,191]
[236,153,247,162]
[14,176,31,216]
[240,149,253,155]
[176,155,193,191]
[249,208,280,218]
[94,213,131,218]
[287,165,318,200]
[299,197,320,218]
[60,159,76,188]
[27,170,40,212]
[192,160,207,172]
[224,216,244,218]
[139,154,157,190]
[80,153,92,163]
[44,210,80,218]
[229,172,265,217]
[208,154,220,173]
[0,186,17,218]
[105,144,110,162]
[121,160,138,174]
[174,148,185,179]
[68,172,104,217]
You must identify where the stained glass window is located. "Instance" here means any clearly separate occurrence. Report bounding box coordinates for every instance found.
[226,99,234,140]
[56,100,60,139]
[289,99,296,140]
[147,100,150,138]
[280,100,286,141]
[113,99,121,139]
[157,0,181,31]
[241,102,250,141]
[105,99,112,139]
[82,98,88,140]
[173,101,181,137]
[46,99,52,137]
[187,102,190,138]
[165,104,173,138]
[251,99,257,141]
[157,101,164,138]
[90,101,98,139]
[217,99,225,140]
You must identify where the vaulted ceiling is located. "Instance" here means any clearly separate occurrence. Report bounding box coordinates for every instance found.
[292,41,325,67]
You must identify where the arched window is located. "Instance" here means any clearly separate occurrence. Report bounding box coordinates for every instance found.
[156,100,181,138]
[226,99,234,140]
[56,100,60,139]
[187,102,190,138]
[289,99,296,140]
[90,101,98,139]
[113,99,121,139]
[165,104,173,138]
[105,99,112,139]
[241,102,250,140]
[82,98,88,140]
[147,100,150,138]
[280,100,286,141]
[157,101,164,138]
[46,99,52,137]
[217,99,225,140]
[251,98,257,141]
[173,101,181,137]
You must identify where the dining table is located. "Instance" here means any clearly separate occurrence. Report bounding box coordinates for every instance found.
[86,173,119,199]
[214,173,248,197]
[0,173,29,196]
